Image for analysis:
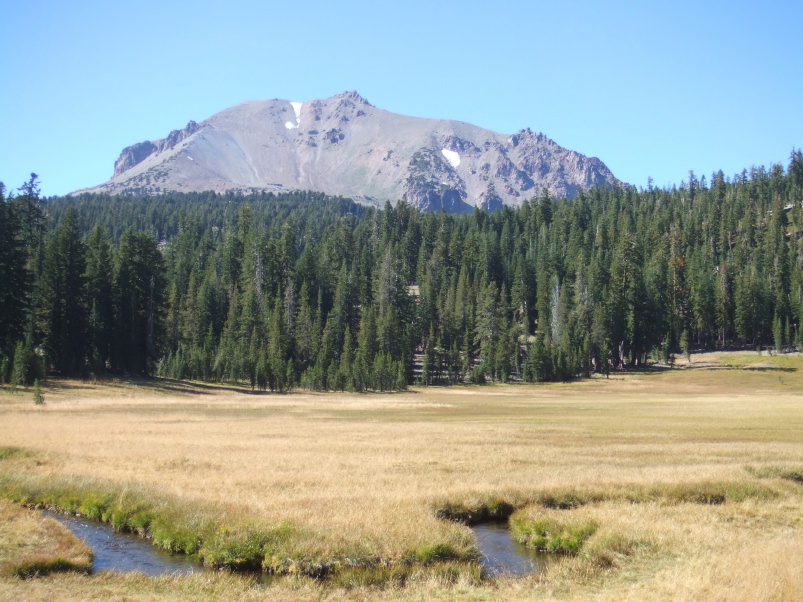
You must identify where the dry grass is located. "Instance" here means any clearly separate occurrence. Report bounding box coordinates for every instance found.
[0,499,92,577]
[1,350,803,599]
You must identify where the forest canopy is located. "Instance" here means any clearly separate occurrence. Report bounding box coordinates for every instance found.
[2,149,803,390]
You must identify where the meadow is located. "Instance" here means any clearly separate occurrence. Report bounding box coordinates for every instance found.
[1,351,802,601]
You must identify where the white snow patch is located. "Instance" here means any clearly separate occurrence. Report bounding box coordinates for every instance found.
[285,101,302,130]
[441,149,460,168]
[290,101,302,121]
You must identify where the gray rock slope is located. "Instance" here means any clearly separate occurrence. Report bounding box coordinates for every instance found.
[79,91,617,211]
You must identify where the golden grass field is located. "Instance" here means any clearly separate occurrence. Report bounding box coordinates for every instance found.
[0,500,92,578]
[1,350,802,601]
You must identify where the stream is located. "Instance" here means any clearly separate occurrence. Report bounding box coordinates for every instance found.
[43,510,203,577]
[472,522,552,577]
[44,510,547,579]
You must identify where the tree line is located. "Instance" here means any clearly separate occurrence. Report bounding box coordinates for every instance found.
[2,150,803,390]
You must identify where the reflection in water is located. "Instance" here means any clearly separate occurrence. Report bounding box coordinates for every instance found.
[43,511,203,577]
[472,522,552,577]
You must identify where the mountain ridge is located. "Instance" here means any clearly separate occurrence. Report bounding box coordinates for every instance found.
[77,91,618,211]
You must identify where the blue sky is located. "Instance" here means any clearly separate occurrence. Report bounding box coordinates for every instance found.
[2,0,801,197]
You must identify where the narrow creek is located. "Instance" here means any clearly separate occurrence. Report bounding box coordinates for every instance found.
[472,523,552,577]
[44,510,548,579]
[43,510,204,577]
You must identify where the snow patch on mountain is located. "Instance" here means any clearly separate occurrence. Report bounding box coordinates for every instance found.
[290,102,302,120]
[285,101,302,130]
[441,149,460,168]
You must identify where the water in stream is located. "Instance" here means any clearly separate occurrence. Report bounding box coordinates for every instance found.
[472,522,552,577]
[43,511,203,577]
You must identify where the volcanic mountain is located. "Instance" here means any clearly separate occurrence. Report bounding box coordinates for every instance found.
[80,91,617,211]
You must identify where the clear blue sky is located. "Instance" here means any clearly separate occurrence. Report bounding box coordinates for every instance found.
[2,0,801,197]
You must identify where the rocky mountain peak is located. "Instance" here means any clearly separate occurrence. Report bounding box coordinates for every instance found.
[333,90,372,106]
[83,92,619,210]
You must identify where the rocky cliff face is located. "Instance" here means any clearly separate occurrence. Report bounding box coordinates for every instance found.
[113,120,200,177]
[79,92,618,210]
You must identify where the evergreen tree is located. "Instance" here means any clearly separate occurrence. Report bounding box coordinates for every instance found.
[0,184,31,356]
[39,208,88,375]
[85,225,114,371]
[112,229,166,374]
[11,332,44,387]
[15,173,46,270]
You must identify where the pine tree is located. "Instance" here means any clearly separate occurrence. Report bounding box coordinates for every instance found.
[112,229,166,374]
[39,208,88,375]
[339,325,354,391]
[15,174,46,270]
[0,184,31,355]
[474,281,502,379]
[773,314,785,354]
[85,225,114,371]
[11,333,43,387]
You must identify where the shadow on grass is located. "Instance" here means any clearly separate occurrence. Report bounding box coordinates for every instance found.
[610,364,675,375]
[47,376,260,396]
[625,363,796,374]
[46,376,419,397]
[615,348,800,375]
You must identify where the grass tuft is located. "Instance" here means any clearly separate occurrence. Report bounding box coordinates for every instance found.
[404,542,464,565]
[0,447,27,462]
[510,509,598,555]
[434,499,515,525]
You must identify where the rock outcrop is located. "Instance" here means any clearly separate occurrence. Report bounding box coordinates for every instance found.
[113,121,200,177]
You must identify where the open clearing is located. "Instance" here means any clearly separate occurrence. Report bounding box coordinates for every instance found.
[1,351,803,600]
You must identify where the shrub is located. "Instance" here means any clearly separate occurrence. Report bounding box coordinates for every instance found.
[33,379,44,405]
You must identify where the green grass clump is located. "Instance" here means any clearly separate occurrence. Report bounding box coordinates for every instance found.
[200,521,314,573]
[200,526,271,572]
[404,542,465,565]
[150,511,210,555]
[434,497,515,525]
[75,491,113,522]
[510,511,598,555]
[0,447,28,462]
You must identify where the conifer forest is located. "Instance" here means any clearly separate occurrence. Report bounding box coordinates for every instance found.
[2,151,803,391]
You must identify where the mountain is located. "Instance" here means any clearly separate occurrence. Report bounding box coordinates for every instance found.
[78,91,618,211]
